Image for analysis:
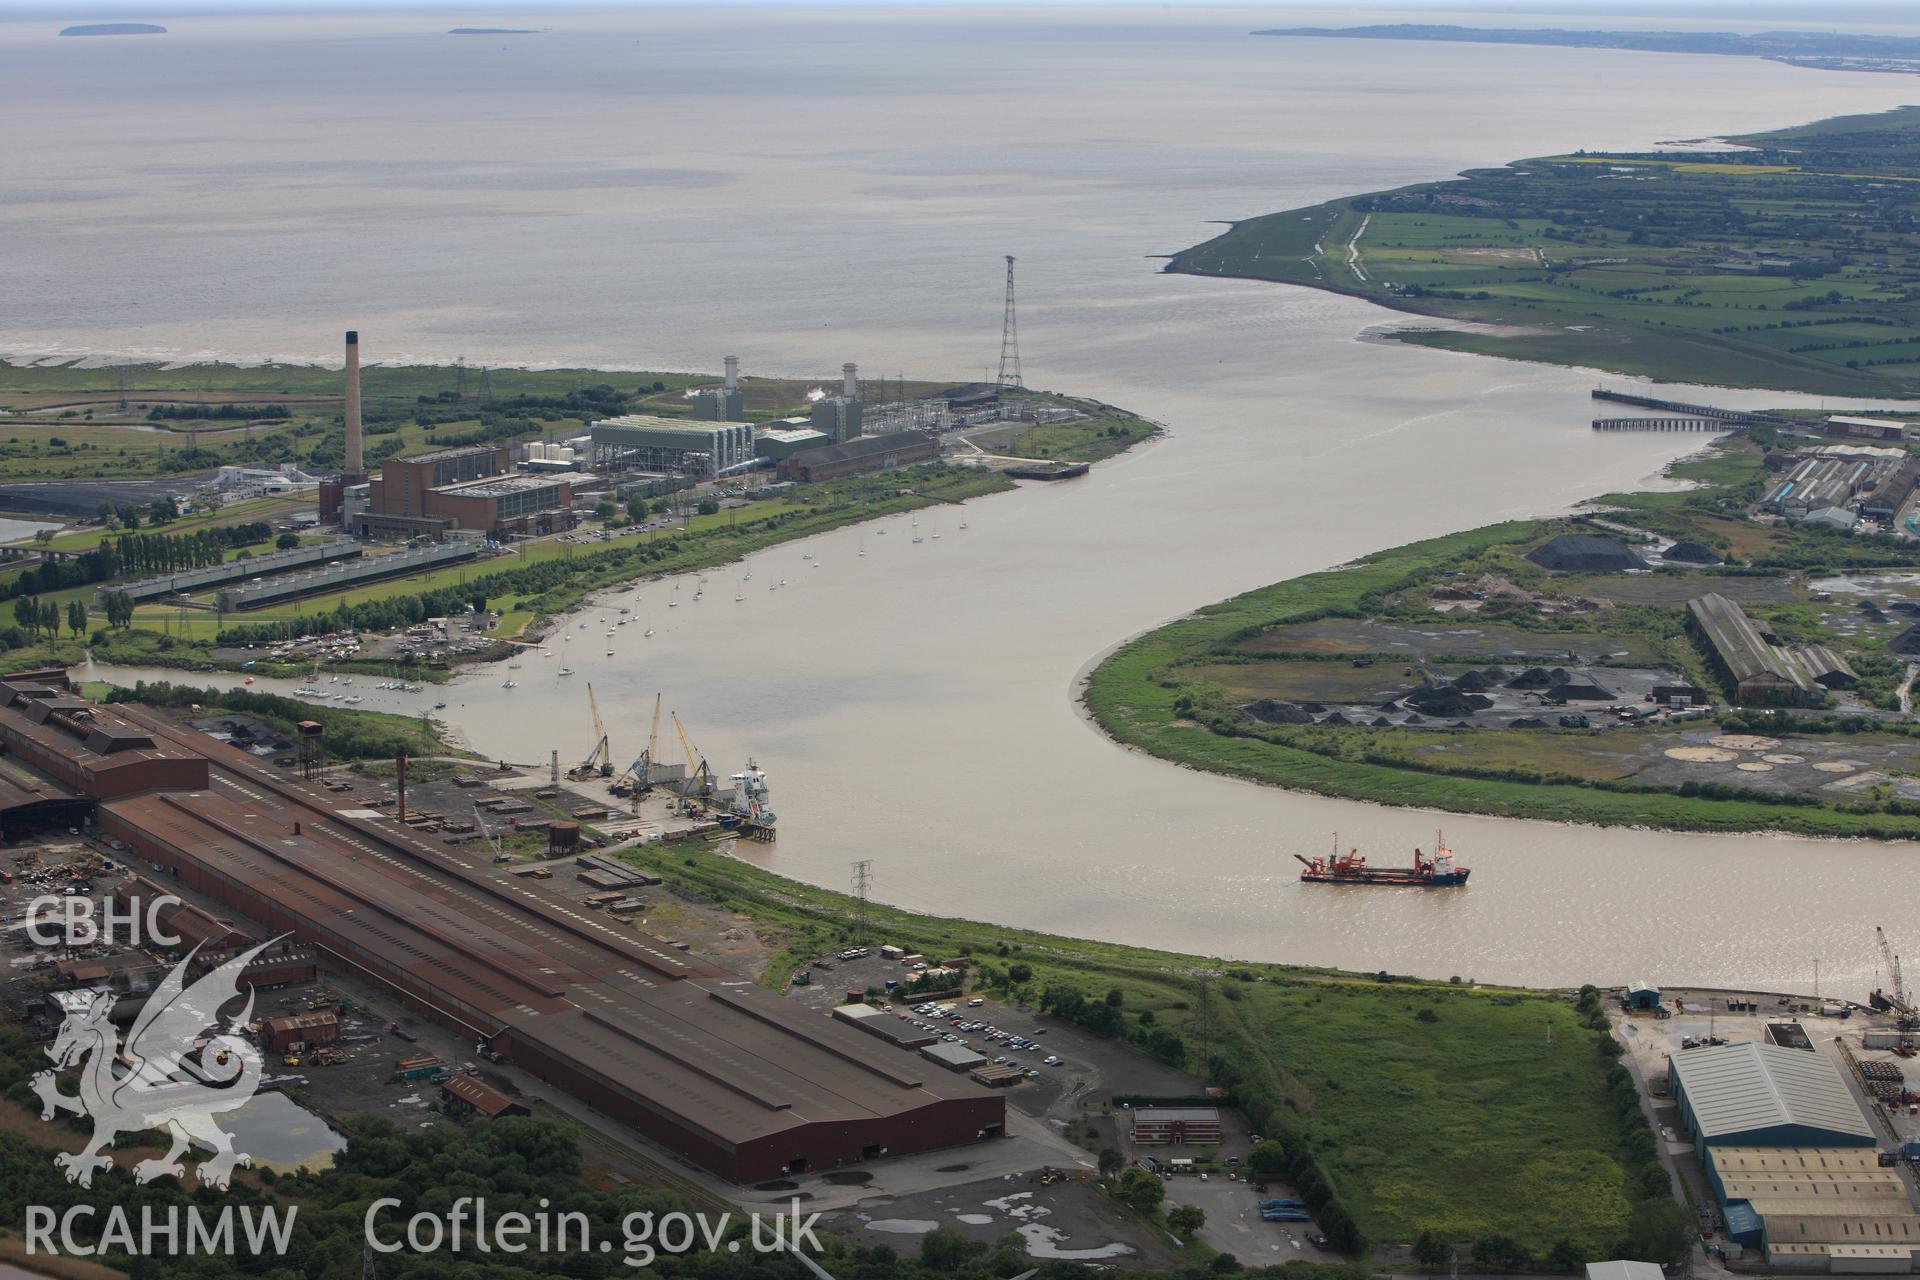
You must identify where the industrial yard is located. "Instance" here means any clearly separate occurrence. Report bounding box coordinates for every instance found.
[1091,430,1920,837]
[0,349,1154,693]
[0,671,1305,1272]
[1609,964,1920,1273]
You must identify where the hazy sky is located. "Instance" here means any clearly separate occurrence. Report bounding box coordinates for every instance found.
[2,0,1917,19]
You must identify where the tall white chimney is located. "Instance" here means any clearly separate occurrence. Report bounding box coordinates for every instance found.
[343,330,364,479]
[723,355,739,392]
[842,362,857,400]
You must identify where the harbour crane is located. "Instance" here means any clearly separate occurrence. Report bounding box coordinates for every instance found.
[570,683,613,779]
[671,710,715,797]
[1873,926,1916,1027]
[613,694,662,797]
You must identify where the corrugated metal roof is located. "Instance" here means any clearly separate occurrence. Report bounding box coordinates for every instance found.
[1585,1261,1663,1280]
[1756,1212,1920,1246]
[1712,1147,1884,1174]
[1671,1041,1874,1143]
[442,1074,523,1116]
[921,1042,986,1067]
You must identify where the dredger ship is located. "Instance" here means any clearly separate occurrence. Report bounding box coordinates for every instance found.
[1294,833,1469,887]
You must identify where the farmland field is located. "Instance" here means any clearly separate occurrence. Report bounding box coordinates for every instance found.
[1170,106,1920,396]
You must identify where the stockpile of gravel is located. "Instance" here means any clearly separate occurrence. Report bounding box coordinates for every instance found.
[1242,699,1315,725]
[1524,533,1648,573]
[1663,540,1722,565]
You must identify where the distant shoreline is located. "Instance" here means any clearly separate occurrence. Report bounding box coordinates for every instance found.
[59,23,166,37]
[1252,24,1920,77]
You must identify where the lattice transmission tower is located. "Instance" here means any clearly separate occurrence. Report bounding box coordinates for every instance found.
[851,860,873,946]
[996,255,1023,389]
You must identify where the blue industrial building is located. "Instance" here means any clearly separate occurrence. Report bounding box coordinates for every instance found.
[1669,1041,1875,1160]
[1666,1042,1920,1271]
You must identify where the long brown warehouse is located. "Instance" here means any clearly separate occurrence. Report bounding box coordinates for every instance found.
[0,678,1003,1181]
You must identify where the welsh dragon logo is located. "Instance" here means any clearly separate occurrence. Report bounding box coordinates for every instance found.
[32,939,281,1189]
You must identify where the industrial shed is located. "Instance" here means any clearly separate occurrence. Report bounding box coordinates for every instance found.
[1687,593,1856,708]
[441,1074,530,1119]
[920,1042,987,1072]
[833,1002,938,1049]
[1586,1262,1664,1280]
[1708,1147,1920,1270]
[1669,1041,1875,1155]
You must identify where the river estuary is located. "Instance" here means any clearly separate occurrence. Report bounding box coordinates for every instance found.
[18,7,1920,990]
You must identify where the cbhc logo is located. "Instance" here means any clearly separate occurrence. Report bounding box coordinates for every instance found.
[26,894,183,948]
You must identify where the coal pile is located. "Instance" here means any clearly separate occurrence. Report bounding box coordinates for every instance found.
[1892,624,1920,657]
[1400,681,1494,717]
[1510,717,1548,729]
[1546,680,1614,702]
[1452,667,1506,691]
[1319,712,1352,726]
[1524,533,1648,573]
[1663,540,1722,565]
[1506,666,1555,689]
[1242,699,1315,725]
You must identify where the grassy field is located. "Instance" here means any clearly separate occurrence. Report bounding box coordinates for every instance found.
[626,841,1650,1255]
[1085,438,1920,838]
[1170,106,1920,396]
[1002,395,1162,463]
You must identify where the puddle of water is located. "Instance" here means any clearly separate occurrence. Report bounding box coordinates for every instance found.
[223,1090,346,1173]
[1018,1223,1133,1260]
[865,1219,938,1235]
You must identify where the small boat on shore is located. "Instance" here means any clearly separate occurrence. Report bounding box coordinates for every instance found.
[1295,833,1469,887]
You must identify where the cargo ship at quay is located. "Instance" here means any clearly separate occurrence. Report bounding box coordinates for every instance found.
[1295,835,1470,887]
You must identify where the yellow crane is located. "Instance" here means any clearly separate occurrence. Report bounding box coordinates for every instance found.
[671,710,714,795]
[615,694,662,795]
[571,683,612,778]
[644,693,662,785]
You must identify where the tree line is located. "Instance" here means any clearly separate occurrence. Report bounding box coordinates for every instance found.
[146,403,292,421]
[113,521,273,577]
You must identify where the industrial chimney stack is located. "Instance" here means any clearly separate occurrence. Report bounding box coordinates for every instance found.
[343,330,364,481]
[724,355,739,393]
[842,362,858,400]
